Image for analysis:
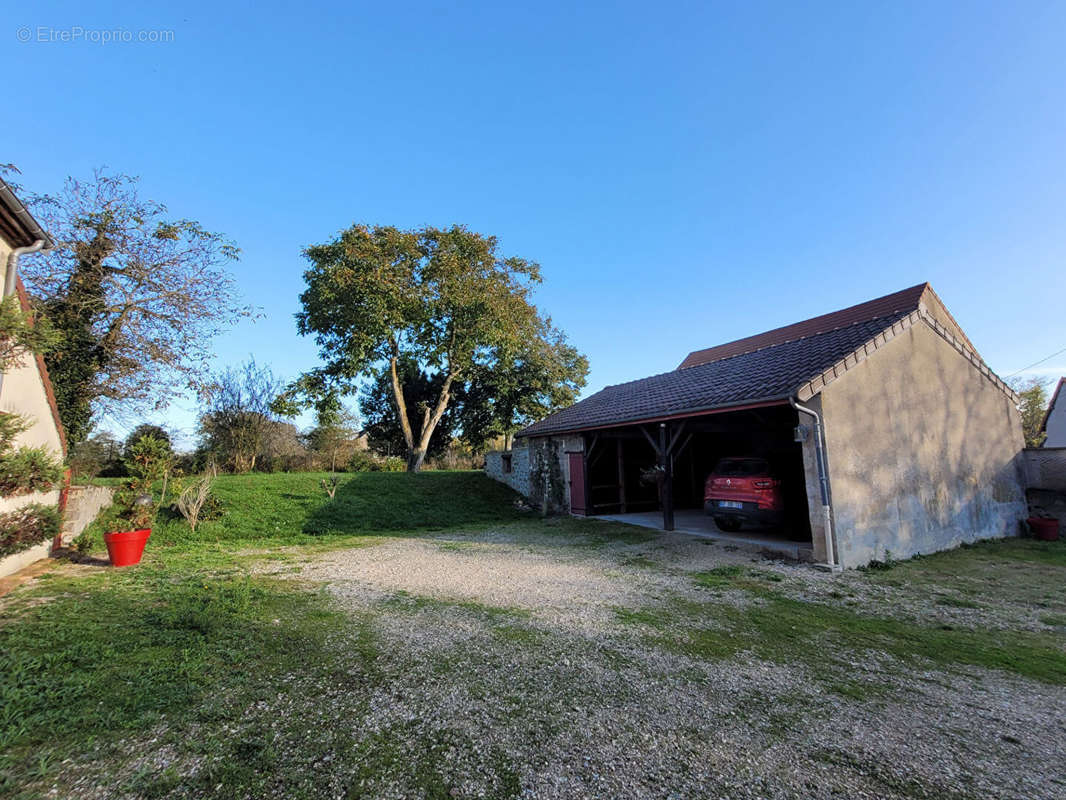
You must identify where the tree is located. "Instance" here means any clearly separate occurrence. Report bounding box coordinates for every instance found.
[1012,377,1050,448]
[67,431,123,480]
[123,424,172,456]
[198,358,283,472]
[305,405,360,472]
[288,224,580,471]
[19,169,254,443]
[359,357,459,461]
[459,326,587,451]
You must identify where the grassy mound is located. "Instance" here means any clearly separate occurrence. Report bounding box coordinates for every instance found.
[92,471,525,549]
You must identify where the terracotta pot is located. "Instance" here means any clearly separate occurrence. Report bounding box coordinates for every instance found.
[103,528,151,566]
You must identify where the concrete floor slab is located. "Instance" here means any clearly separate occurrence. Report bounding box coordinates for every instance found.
[594,509,814,561]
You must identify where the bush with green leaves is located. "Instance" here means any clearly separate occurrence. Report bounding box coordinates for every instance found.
[380,456,406,472]
[347,449,379,473]
[108,435,172,531]
[0,294,59,373]
[0,503,61,557]
[0,412,63,497]
[0,447,65,496]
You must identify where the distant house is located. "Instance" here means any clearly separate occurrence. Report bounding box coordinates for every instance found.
[0,178,67,576]
[487,283,1028,569]
[1043,378,1066,447]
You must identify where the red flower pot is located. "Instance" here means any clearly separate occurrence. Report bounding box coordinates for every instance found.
[103,529,151,566]
[1027,517,1060,542]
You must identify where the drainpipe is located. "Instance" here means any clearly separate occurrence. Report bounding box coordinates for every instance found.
[0,239,49,399]
[791,397,841,572]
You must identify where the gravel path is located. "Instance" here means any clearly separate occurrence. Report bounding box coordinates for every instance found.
[257,528,1066,800]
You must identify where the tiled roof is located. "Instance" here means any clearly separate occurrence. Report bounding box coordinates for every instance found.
[518,309,915,438]
[677,283,928,369]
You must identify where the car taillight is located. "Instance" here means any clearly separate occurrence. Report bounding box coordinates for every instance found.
[753,480,772,488]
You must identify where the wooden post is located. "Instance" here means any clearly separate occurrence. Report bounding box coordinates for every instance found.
[617,438,626,513]
[660,423,674,531]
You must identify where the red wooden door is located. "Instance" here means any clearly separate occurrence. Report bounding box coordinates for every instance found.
[568,452,587,515]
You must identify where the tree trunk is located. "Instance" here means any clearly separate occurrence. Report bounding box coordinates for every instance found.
[407,448,427,472]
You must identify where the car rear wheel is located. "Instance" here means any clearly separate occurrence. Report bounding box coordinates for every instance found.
[714,516,742,532]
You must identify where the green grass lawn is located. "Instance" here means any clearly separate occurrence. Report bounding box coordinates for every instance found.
[87,470,527,550]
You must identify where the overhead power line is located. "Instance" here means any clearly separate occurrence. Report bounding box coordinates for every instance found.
[1005,345,1066,378]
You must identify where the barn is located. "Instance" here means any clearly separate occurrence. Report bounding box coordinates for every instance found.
[486,283,1029,569]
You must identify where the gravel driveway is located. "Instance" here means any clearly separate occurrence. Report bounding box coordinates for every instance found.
[262,525,1066,800]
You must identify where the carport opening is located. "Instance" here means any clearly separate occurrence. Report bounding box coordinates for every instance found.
[582,405,812,545]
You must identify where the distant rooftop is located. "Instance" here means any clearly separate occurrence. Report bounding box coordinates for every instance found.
[677,283,929,370]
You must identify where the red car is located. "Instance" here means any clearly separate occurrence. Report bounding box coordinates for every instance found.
[704,457,784,532]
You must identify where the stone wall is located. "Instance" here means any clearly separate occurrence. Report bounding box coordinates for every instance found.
[1024,447,1066,492]
[819,321,1028,568]
[60,485,115,545]
[485,434,585,513]
[485,446,532,499]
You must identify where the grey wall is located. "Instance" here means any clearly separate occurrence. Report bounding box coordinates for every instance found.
[819,321,1028,568]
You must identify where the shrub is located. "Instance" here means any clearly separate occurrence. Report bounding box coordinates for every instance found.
[0,412,30,452]
[380,456,406,472]
[108,434,172,531]
[0,294,59,372]
[0,503,61,557]
[0,446,64,496]
[72,528,96,553]
[347,450,380,473]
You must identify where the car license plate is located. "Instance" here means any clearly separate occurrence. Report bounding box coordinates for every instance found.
[718,501,743,509]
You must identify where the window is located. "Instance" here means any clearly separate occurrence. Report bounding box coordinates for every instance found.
[502,454,513,473]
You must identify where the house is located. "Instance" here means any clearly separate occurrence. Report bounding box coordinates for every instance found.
[1042,378,1066,447]
[486,283,1028,569]
[0,177,67,578]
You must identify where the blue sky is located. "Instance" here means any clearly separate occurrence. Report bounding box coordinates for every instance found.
[5,1,1066,447]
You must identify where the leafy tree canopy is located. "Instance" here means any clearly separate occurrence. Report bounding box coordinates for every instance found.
[1011,377,1050,448]
[285,224,585,471]
[123,424,172,456]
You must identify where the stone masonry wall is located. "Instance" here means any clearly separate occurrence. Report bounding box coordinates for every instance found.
[60,485,115,545]
[485,434,584,513]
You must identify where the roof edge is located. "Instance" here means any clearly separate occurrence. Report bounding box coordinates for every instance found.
[515,396,793,439]
[795,309,1018,405]
[0,178,54,249]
